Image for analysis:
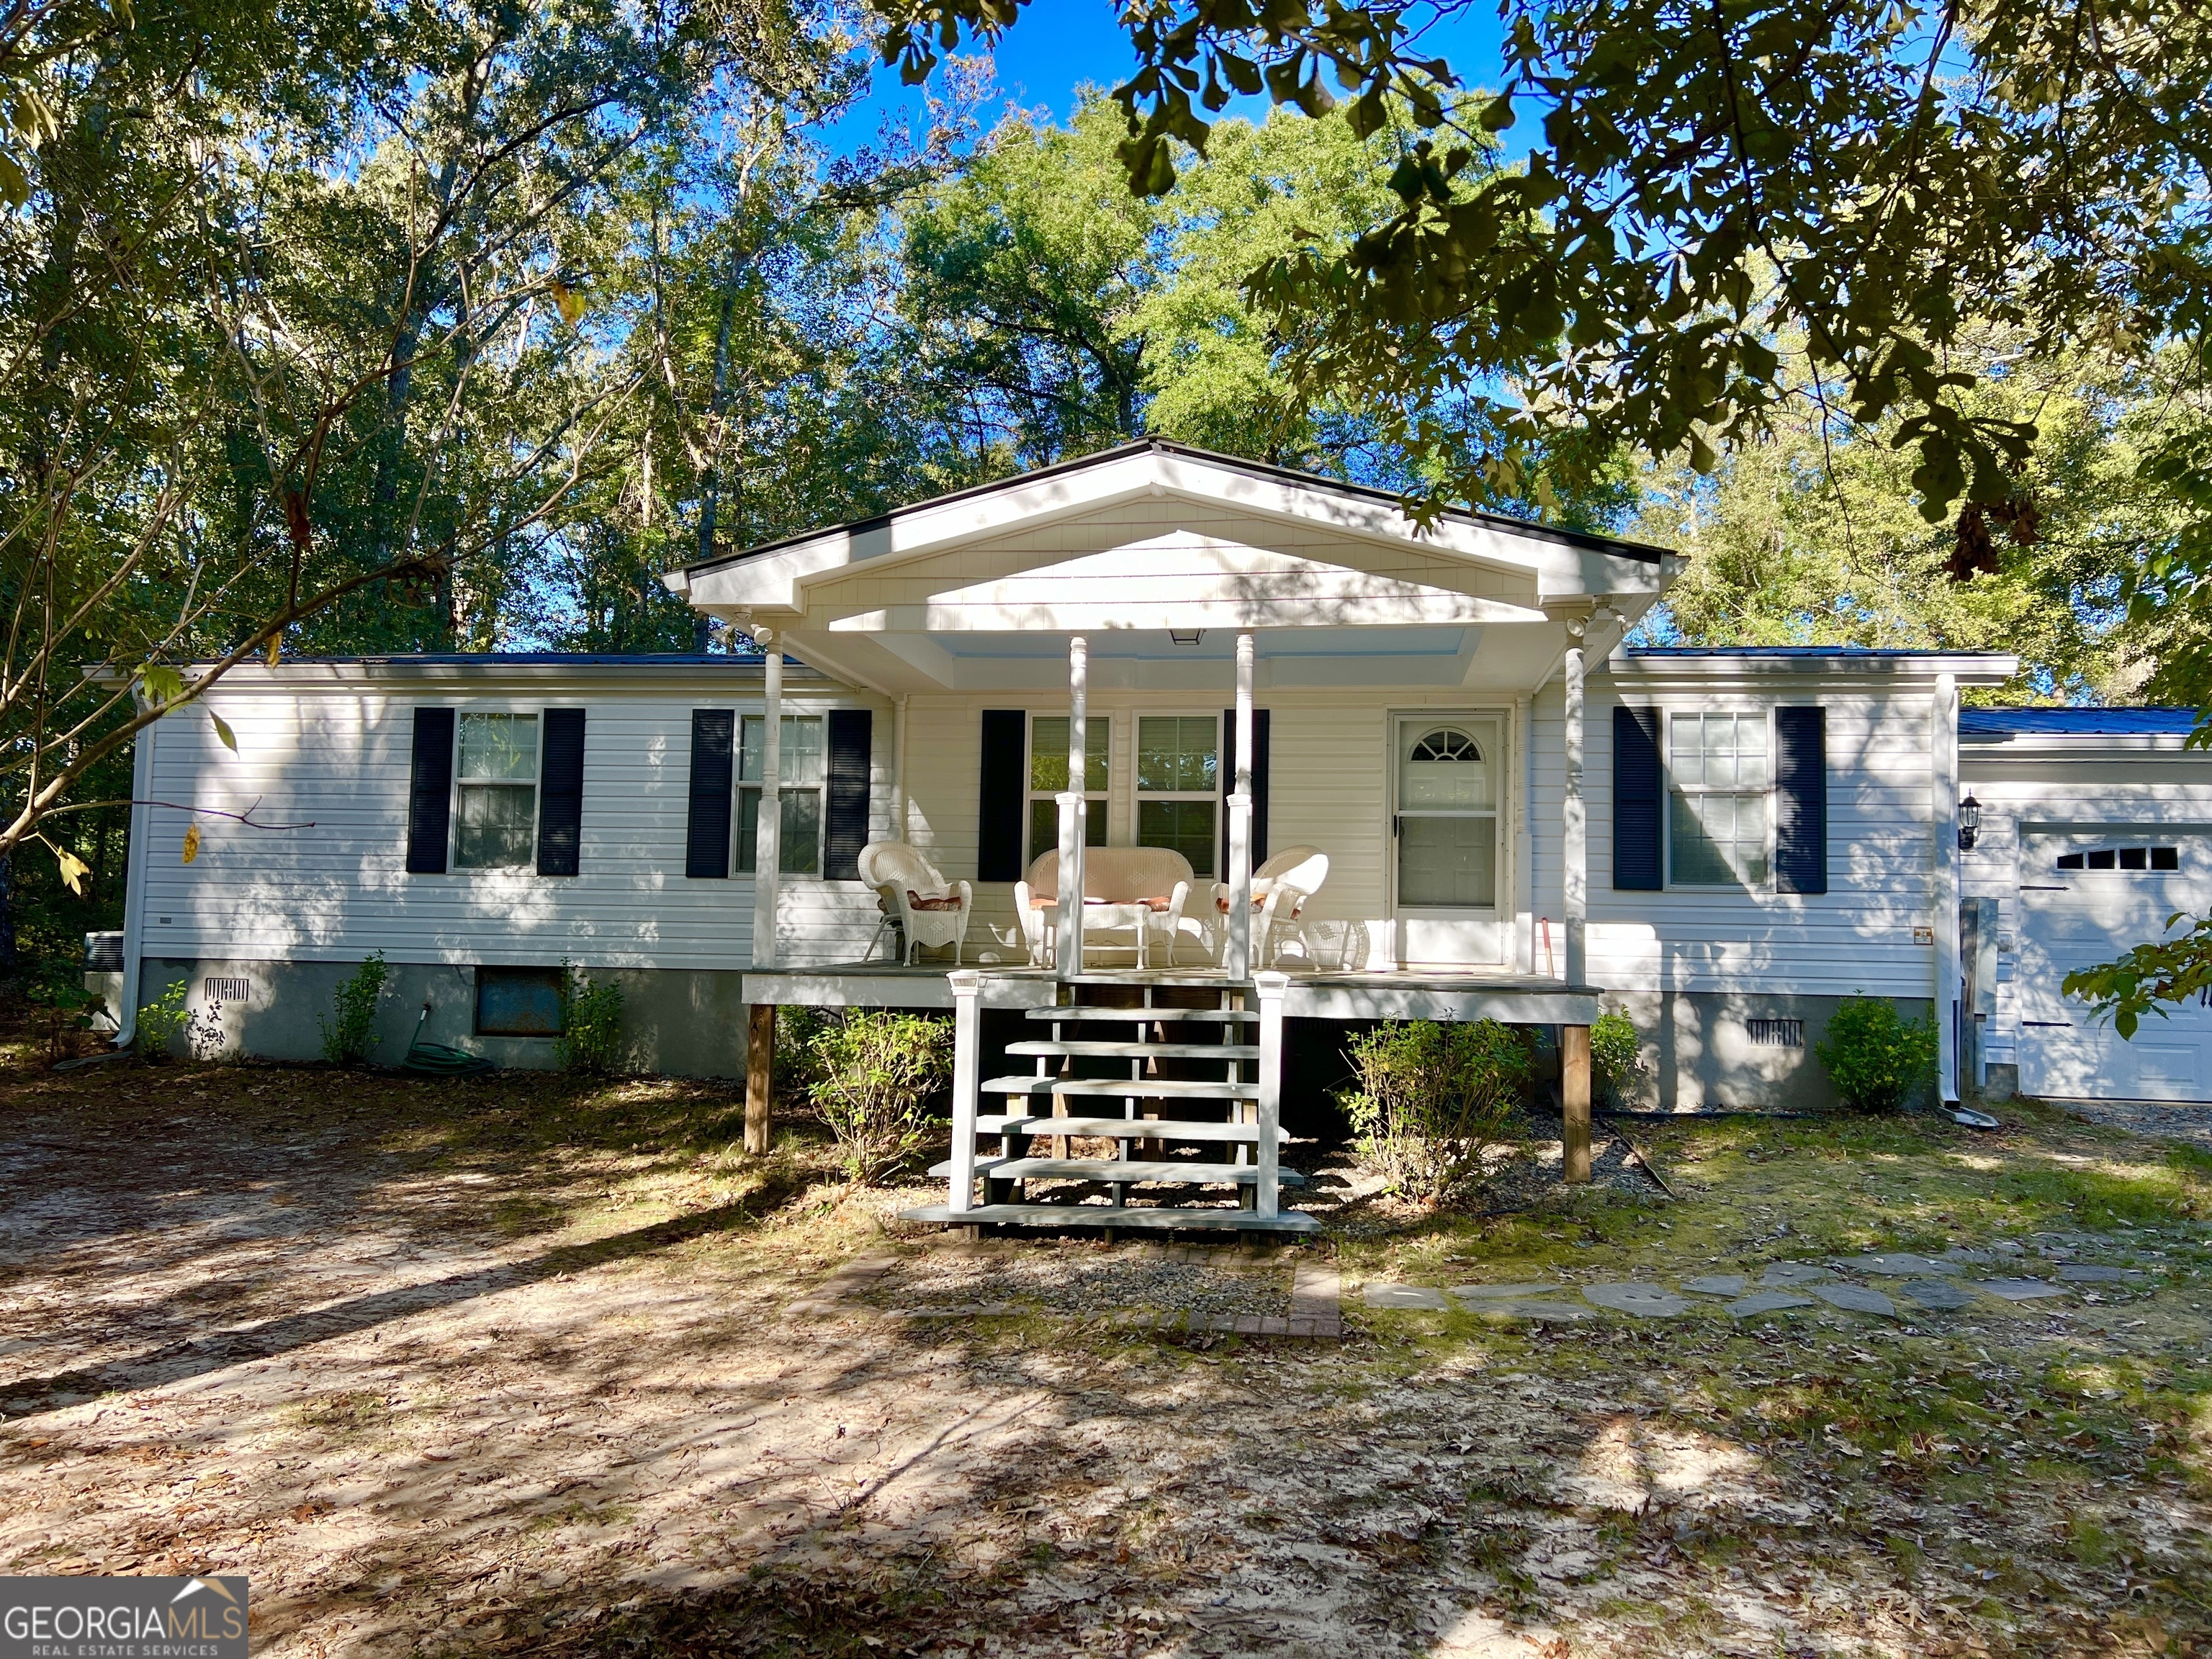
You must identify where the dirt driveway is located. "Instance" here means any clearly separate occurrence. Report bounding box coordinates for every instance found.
[1,1059,2207,1657]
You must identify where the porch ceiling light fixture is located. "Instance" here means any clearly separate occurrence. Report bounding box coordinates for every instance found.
[1169,629,1205,646]
[1958,793,1982,851]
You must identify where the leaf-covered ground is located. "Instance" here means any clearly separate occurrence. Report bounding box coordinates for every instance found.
[0,1046,2206,1658]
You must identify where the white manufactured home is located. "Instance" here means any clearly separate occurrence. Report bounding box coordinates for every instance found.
[103,442,2198,1231]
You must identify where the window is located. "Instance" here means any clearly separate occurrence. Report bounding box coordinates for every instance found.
[1138,715,1218,877]
[1395,719,1499,907]
[1028,714,1110,866]
[455,712,539,869]
[476,966,565,1035]
[1669,711,1768,886]
[2057,845,2179,872]
[737,714,822,875]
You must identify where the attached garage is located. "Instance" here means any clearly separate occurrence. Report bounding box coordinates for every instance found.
[2015,826,2212,1102]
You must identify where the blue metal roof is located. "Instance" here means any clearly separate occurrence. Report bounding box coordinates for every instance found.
[1959,706,2203,737]
[1627,646,1997,658]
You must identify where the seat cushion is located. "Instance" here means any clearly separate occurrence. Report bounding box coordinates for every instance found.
[907,891,963,912]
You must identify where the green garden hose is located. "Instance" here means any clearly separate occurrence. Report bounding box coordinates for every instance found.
[399,1001,497,1077]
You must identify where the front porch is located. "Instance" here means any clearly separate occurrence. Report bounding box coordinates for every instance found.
[739,962,1601,1026]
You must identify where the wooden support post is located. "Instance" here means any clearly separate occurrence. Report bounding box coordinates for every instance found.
[745,1002,775,1156]
[1562,1023,1591,1184]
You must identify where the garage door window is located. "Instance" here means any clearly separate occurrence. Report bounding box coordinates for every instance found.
[2056,845,2178,871]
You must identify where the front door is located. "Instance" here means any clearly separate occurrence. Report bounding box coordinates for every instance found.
[1390,713,1506,967]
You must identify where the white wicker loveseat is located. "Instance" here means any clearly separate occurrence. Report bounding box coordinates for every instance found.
[1015,847,1195,968]
[857,841,974,965]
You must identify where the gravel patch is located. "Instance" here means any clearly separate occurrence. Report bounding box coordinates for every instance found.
[2054,1097,2212,1152]
[855,1244,1295,1318]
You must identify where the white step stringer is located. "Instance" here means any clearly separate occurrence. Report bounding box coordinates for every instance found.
[901,968,1319,1235]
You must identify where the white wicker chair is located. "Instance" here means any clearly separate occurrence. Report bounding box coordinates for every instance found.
[1212,845,1329,967]
[856,842,974,966]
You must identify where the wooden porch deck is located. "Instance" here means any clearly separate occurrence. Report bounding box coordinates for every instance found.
[740,962,1601,1025]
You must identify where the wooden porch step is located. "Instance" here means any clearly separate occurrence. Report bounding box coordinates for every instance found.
[1004,1039,1259,1061]
[984,1075,1261,1100]
[976,1113,1271,1143]
[925,1156,1306,1186]
[897,1202,1321,1235]
[1023,1006,1256,1023]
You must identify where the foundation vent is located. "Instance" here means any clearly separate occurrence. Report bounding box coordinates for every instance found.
[202,976,251,1005]
[1746,1017,1804,1049]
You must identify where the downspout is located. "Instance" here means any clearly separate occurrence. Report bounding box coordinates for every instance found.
[1933,672,1961,1103]
[112,703,157,1048]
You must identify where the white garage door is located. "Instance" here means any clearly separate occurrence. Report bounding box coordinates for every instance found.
[2019,829,2212,1102]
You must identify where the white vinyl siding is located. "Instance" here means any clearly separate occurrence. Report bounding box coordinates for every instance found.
[140,680,891,971]
[1577,678,1942,999]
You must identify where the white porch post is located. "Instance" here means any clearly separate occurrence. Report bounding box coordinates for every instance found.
[753,629,782,970]
[1254,969,1285,1216]
[947,968,981,1213]
[1227,631,1256,979]
[1562,617,1587,988]
[1057,635,1089,979]
[1933,670,1961,1104]
[893,692,910,842]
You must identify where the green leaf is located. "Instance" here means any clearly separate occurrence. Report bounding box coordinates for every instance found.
[209,709,238,752]
[140,664,185,707]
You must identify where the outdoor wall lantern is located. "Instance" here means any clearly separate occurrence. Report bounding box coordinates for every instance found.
[1169,629,1205,646]
[1958,793,1982,851]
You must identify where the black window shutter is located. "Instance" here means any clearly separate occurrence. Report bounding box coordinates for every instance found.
[685,710,734,878]
[825,709,873,881]
[976,709,1027,881]
[1775,705,1828,894]
[405,706,454,874]
[536,708,586,876]
[1220,708,1271,876]
[1612,705,1663,891]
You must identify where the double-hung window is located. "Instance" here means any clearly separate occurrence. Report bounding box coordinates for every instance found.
[1137,715,1218,878]
[455,712,539,869]
[738,714,823,875]
[1668,711,1769,886]
[1028,714,1109,865]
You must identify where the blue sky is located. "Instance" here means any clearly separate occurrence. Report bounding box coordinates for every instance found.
[824,0,1518,157]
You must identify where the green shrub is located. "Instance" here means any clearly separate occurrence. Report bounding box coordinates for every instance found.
[320,952,390,1066]
[1590,1009,1645,1105]
[809,1010,952,1183]
[557,965,627,1075]
[1339,1018,1532,1206]
[774,1004,840,1100]
[1816,997,1939,1112]
[135,979,187,1061]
